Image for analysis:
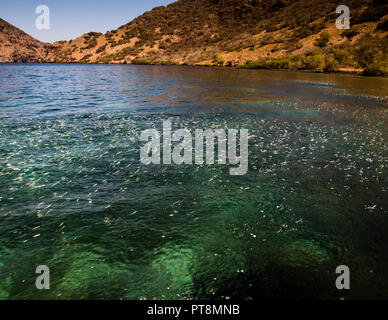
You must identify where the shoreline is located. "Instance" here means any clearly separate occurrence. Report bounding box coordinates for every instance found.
[1,61,385,77]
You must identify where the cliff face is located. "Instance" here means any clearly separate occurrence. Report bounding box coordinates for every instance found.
[0,18,51,63]
[1,0,387,74]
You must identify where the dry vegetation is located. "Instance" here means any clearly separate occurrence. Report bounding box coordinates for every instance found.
[2,0,388,75]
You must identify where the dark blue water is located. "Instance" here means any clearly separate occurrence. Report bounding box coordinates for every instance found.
[0,64,387,299]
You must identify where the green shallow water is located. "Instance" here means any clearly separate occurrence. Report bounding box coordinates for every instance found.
[0,64,387,299]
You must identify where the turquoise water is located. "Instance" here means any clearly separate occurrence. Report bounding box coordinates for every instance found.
[0,64,387,299]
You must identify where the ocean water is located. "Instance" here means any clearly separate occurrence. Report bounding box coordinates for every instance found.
[0,63,387,300]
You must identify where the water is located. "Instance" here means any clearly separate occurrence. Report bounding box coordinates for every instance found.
[0,64,387,300]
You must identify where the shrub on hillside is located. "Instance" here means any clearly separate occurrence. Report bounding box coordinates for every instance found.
[324,55,339,72]
[376,20,388,31]
[303,51,325,72]
[329,47,355,67]
[314,31,331,48]
[96,44,107,54]
[131,59,152,65]
[341,29,360,39]
[80,54,92,62]
[213,55,225,66]
[293,22,326,40]
[83,38,97,49]
[363,61,388,76]
[355,38,387,68]
[353,5,388,24]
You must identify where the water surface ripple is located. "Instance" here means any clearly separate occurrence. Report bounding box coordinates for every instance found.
[0,64,387,299]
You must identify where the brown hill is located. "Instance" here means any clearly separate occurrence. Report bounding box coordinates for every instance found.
[0,18,50,63]
[45,0,388,75]
[1,0,387,74]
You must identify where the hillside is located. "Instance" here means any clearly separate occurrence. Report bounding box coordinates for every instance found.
[0,18,50,63]
[1,0,388,74]
[45,0,388,75]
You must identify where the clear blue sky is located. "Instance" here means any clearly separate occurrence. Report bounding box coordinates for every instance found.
[0,0,175,43]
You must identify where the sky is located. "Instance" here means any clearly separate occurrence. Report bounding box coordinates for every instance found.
[0,0,175,43]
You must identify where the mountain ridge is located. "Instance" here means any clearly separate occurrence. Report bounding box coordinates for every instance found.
[1,0,387,75]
